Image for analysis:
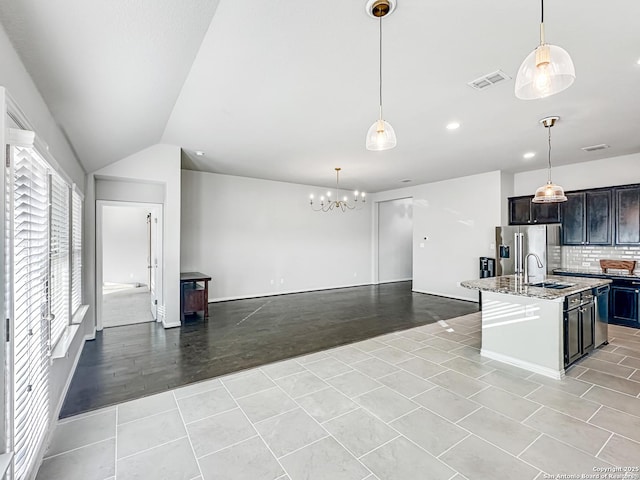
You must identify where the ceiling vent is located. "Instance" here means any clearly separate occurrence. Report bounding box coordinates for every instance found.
[581,144,610,152]
[467,70,511,90]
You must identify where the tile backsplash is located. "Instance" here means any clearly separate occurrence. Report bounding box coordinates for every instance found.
[563,245,640,274]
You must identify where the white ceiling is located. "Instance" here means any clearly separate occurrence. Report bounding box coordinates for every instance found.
[2,0,640,192]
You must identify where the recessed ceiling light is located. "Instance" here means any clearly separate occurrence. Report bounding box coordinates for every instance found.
[523,152,536,159]
[446,122,460,130]
[195,151,205,156]
[637,58,640,65]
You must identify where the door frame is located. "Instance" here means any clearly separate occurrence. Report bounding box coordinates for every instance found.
[96,200,163,331]
[375,196,414,285]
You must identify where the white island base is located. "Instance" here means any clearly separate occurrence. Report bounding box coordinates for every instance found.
[480,291,566,379]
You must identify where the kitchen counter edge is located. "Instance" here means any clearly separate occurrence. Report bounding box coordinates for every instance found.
[461,275,612,300]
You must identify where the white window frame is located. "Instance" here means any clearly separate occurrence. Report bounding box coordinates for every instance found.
[71,187,83,317]
[49,173,70,348]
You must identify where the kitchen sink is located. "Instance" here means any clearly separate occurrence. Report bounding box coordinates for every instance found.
[528,281,575,290]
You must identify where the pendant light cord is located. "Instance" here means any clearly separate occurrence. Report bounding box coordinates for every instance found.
[547,125,552,183]
[379,15,383,116]
[541,0,544,24]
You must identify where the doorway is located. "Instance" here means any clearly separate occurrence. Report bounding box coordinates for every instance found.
[378,197,413,283]
[96,201,163,330]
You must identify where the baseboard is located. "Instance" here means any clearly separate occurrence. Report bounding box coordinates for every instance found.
[162,319,181,328]
[412,288,478,303]
[209,282,374,303]
[480,348,565,380]
[377,277,412,284]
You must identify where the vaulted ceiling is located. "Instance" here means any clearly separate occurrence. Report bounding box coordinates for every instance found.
[1,0,639,192]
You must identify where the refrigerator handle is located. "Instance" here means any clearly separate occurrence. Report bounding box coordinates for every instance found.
[518,232,524,276]
[519,233,525,276]
[514,232,520,275]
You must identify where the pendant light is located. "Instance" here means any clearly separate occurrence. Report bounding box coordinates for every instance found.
[532,116,567,203]
[515,0,575,100]
[366,0,397,151]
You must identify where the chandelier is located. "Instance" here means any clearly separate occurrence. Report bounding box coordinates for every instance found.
[309,168,366,212]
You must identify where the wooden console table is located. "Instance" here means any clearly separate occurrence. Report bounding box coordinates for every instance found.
[180,272,212,322]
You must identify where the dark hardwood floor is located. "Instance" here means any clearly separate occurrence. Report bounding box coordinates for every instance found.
[60,281,478,418]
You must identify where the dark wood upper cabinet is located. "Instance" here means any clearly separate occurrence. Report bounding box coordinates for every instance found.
[586,190,613,245]
[561,193,585,245]
[615,186,640,245]
[532,202,562,224]
[561,189,612,246]
[509,196,533,225]
[508,196,560,225]
[510,184,638,246]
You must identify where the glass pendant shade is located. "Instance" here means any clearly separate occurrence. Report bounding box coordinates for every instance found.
[515,43,576,100]
[532,181,567,203]
[366,118,397,151]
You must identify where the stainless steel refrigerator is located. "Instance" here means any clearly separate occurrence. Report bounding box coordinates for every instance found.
[495,224,562,282]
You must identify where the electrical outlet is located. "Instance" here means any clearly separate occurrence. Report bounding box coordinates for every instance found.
[582,262,591,267]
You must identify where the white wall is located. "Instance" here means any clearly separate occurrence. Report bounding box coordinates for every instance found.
[87,144,181,327]
[0,23,85,189]
[514,153,640,196]
[378,198,413,283]
[102,206,149,285]
[96,178,164,204]
[181,170,373,301]
[372,171,505,301]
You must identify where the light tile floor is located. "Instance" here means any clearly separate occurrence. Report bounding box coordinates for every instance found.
[36,313,640,480]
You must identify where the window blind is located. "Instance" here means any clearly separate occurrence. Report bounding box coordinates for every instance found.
[49,174,70,346]
[10,145,50,480]
[71,189,82,314]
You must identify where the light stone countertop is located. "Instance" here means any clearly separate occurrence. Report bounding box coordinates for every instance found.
[553,268,640,281]
[460,274,612,300]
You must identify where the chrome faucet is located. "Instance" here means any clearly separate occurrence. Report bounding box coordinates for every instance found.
[524,253,544,284]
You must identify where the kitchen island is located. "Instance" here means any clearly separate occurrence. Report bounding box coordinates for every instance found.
[461,275,611,379]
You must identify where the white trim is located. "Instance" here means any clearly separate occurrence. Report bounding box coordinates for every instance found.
[162,320,181,328]
[96,200,163,330]
[50,305,88,360]
[52,329,93,421]
[208,282,374,303]
[480,348,565,380]
[378,277,412,284]
[6,93,76,186]
[412,288,477,303]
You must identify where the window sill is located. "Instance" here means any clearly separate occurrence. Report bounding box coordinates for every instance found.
[51,305,88,360]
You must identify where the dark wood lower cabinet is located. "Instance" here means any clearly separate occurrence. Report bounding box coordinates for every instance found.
[610,281,640,328]
[564,307,582,367]
[564,292,595,368]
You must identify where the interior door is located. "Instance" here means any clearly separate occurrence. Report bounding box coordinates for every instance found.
[149,206,163,322]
